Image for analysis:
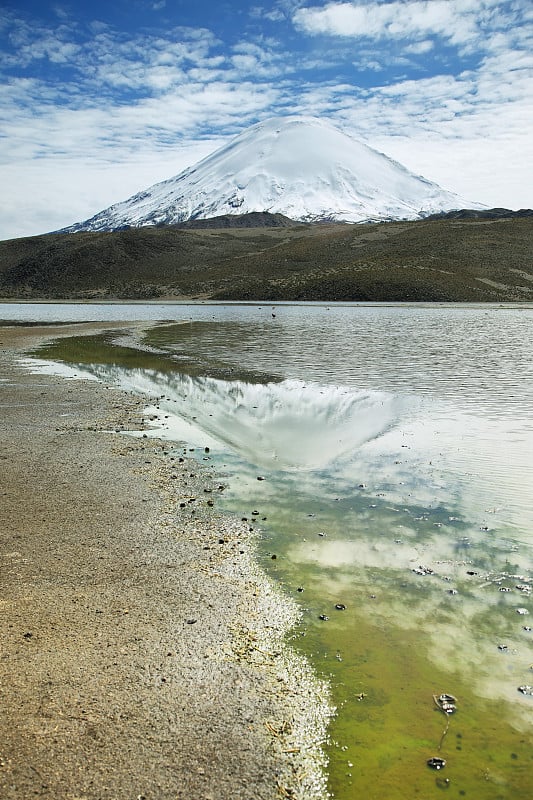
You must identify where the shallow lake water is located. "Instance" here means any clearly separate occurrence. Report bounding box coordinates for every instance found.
[5,302,533,799]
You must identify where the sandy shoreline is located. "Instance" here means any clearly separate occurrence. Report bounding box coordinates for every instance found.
[0,323,331,800]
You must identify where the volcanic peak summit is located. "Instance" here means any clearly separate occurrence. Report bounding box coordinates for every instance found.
[61,116,477,232]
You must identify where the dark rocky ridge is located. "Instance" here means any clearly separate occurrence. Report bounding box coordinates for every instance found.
[174,211,299,229]
[425,208,533,221]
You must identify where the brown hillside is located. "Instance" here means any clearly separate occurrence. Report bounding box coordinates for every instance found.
[0,215,532,302]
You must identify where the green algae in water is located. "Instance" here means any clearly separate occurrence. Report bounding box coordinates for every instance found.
[267,557,533,800]
[221,467,533,800]
[33,332,178,372]
[33,328,280,384]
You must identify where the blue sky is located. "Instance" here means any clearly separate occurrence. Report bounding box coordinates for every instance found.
[1,0,532,238]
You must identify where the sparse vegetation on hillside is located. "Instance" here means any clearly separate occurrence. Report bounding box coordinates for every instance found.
[0,213,532,302]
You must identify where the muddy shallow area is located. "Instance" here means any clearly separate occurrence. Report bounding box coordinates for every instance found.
[0,323,331,800]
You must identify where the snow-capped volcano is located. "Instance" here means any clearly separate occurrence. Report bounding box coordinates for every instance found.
[62,116,476,232]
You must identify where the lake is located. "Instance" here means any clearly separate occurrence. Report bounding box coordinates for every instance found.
[4,301,533,799]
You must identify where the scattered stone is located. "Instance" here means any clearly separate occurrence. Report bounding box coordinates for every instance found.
[434,693,457,714]
[413,565,434,576]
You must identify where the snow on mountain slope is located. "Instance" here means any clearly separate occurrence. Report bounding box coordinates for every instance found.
[62,116,477,232]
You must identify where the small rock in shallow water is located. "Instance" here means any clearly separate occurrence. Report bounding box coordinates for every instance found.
[413,565,434,576]
[427,757,446,770]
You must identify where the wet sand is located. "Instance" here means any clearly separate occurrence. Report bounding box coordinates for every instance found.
[0,324,331,800]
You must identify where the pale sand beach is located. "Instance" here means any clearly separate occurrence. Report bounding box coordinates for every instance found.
[0,323,331,800]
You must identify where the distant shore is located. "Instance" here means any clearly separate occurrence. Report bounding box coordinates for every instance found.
[0,322,331,800]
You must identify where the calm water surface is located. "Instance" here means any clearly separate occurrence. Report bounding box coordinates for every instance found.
[6,302,533,799]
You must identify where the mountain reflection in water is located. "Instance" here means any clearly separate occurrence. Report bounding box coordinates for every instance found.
[102,368,410,470]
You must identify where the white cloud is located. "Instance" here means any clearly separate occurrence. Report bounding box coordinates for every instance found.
[231,53,259,72]
[294,1,455,39]
[405,39,434,54]
[0,142,219,239]
[370,131,533,210]
[293,0,523,49]
[250,6,286,22]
